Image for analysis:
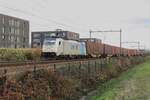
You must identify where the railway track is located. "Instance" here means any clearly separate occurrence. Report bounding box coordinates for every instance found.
[0,58,102,67]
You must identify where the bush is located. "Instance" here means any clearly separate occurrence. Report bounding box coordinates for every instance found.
[14,70,80,100]
[1,56,146,100]
[0,48,41,62]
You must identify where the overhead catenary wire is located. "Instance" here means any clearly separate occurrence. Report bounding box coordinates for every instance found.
[33,0,89,32]
[0,1,87,32]
[30,0,88,32]
[0,6,64,28]
[0,4,65,28]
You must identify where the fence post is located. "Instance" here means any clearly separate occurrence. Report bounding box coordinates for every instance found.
[79,62,81,77]
[100,59,103,72]
[34,65,36,72]
[33,65,37,79]
[95,61,97,72]
[4,69,7,77]
[4,69,7,83]
[68,63,71,76]
[54,64,56,72]
[88,61,90,73]
[1,69,7,96]
[68,63,71,72]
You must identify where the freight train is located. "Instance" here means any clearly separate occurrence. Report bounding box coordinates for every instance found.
[42,37,143,58]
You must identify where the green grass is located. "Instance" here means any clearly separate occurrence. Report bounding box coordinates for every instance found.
[89,59,150,100]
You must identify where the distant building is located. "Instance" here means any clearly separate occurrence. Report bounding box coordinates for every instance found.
[31,31,50,48]
[80,38,102,43]
[0,14,29,48]
[31,30,79,48]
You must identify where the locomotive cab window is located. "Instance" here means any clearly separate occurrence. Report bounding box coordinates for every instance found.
[59,41,61,45]
[44,42,55,46]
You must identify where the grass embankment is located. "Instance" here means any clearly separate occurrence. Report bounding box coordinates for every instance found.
[90,59,150,100]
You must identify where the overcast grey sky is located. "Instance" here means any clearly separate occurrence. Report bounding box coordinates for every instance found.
[0,0,150,49]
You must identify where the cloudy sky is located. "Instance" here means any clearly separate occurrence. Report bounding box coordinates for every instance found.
[0,0,150,49]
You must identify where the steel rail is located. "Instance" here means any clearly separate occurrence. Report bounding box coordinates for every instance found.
[0,58,101,67]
